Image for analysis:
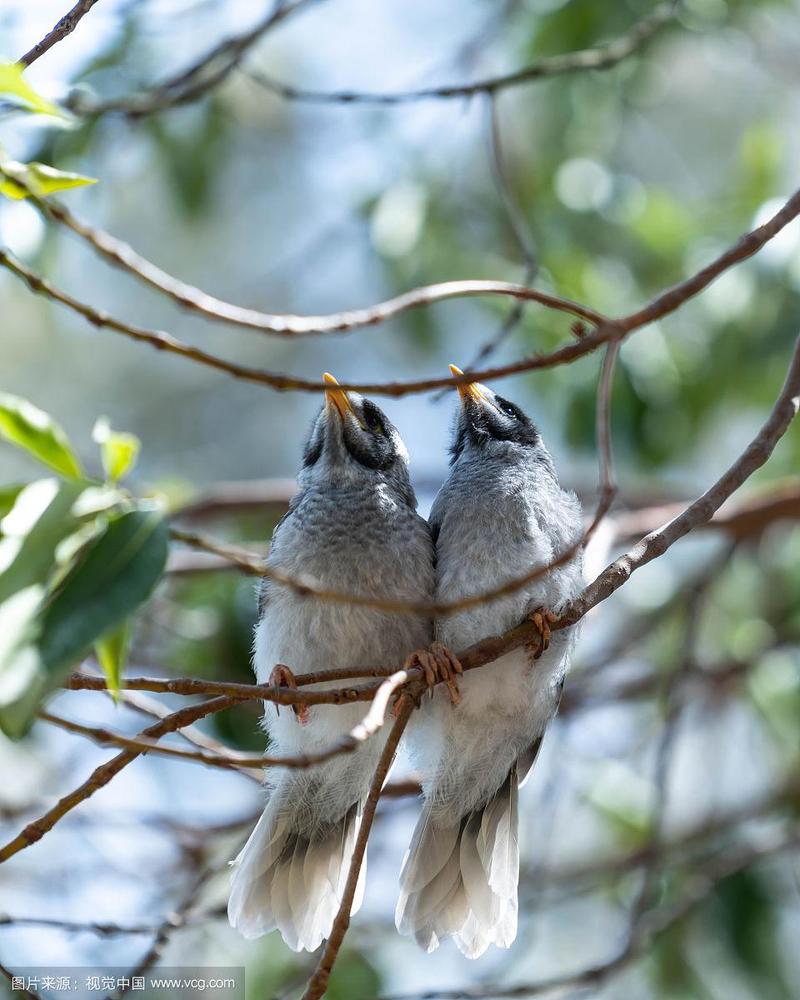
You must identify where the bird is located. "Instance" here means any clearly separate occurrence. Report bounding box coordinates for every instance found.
[229,373,436,952]
[396,365,584,959]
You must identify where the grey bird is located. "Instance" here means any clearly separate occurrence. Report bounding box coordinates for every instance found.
[229,373,434,951]
[396,365,584,958]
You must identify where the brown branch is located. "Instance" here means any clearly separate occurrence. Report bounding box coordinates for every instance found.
[19,0,102,66]
[3,187,798,394]
[169,524,585,616]
[111,687,261,782]
[0,187,602,338]
[0,696,239,864]
[559,332,800,629]
[247,2,678,105]
[66,0,322,118]
[301,694,416,1000]
[176,477,297,518]
[42,670,408,772]
[434,92,540,392]
[387,827,800,1000]
[612,478,800,545]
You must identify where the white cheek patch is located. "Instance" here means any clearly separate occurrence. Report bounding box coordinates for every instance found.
[392,431,410,466]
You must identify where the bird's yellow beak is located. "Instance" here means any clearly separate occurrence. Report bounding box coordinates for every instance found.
[323,371,357,421]
[448,364,490,405]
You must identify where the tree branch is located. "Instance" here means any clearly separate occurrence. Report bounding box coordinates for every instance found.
[3,187,798,394]
[385,827,800,999]
[247,2,678,106]
[41,670,408,772]
[0,696,240,864]
[18,0,102,66]
[301,694,416,1000]
[66,0,323,118]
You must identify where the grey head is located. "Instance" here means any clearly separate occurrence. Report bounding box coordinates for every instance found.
[299,373,416,508]
[447,364,557,481]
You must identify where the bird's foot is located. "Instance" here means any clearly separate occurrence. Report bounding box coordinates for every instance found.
[268,663,310,725]
[403,642,463,706]
[526,608,558,660]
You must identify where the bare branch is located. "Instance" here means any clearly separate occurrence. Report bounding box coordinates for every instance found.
[386,828,800,999]
[301,694,416,1000]
[41,670,408,772]
[18,0,102,66]
[111,687,261,782]
[169,524,585,616]
[67,0,323,118]
[0,696,240,864]
[560,332,800,629]
[247,2,678,106]
[3,188,798,394]
[0,185,601,338]
[611,478,800,545]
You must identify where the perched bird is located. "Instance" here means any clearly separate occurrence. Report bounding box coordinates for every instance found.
[229,374,435,951]
[396,366,584,958]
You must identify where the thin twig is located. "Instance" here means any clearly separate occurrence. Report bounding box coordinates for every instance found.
[0,183,601,338]
[19,0,102,66]
[41,670,408,772]
[247,2,678,106]
[0,696,240,864]
[386,827,800,999]
[112,687,262,782]
[67,0,323,118]
[3,187,798,393]
[301,695,416,1000]
[560,332,800,628]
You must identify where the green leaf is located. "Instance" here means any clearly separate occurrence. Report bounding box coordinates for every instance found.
[0,484,25,525]
[95,620,130,702]
[0,62,63,118]
[0,393,83,479]
[92,417,140,483]
[0,585,47,739]
[39,506,168,676]
[0,479,83,605]
[0,480,86,735]
[0,160,97,200]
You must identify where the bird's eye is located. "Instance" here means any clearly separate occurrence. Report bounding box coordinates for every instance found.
[496,397,519,420]
[362,401,386,436]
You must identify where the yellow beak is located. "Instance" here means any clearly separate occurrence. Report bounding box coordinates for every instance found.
[323,372,356,420]
[448,364,489,405]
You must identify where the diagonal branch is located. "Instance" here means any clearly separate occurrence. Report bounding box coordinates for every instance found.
[0,182,600,337]
[0,696,240,864]
[248,2,678,106]
[2,187,798,394]
[19,0,102,66]
[301,694,417,1000]
[67,0,324,118]
[41,670,408,772]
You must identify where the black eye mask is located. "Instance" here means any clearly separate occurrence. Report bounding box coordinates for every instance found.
[450,395,540,462]
[343,401,397,471]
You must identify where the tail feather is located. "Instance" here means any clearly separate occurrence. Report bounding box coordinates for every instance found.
[228,795,363,951]
[396,767,520,959]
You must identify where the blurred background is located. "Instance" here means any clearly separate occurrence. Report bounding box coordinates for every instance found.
[1,0,800,997]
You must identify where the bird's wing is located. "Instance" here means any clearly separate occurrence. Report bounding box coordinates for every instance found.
[257,493,303,616]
